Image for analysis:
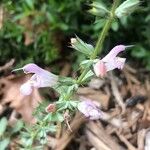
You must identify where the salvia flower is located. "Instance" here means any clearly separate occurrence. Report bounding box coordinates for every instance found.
[14,63,58,95]
[93,45,130,77]
[77,97,102,120]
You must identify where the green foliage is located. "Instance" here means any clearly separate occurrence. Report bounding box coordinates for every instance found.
[90,0,150,70]
[0,117,8,137]
[71,36,94,56]
[115,0,140,18]
[0,138,10,150]
[0,0,150,149]
[88,1,109,17]
[0,0,150,70]
[0,117,23,150]
[0,0,92,65]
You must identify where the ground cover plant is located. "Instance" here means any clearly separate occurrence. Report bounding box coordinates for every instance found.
[0,0,150,150]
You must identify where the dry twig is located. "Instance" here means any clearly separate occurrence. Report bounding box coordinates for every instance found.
[0,59,15,72]
[55,112,86,150]
[116,131,137,150]
[109,72,126,113]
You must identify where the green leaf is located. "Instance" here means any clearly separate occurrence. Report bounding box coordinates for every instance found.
[111,21,119,31]
[66,84,78,95]
[115,0,140,18]
[81,70,94,83]
[25,0,34,10]
[56,113,64,122]
[56,100,78,112]
[44,112,64,122]
[89,1,109,17]
[80,59,94,69]
[12,120,24,133]
[0,117,8,136]
[46,125,56,133]
[131,46,147,58]
[71,36,94,56]
[0,138,10,150]
[68,101,78,109]
[58,77,76,85]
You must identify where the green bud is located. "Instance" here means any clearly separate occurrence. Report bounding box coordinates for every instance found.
[89,1,109,17]
[115,0,140,18]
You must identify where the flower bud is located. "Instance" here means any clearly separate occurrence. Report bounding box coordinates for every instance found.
[45,103,56,113]
[71,38,77,44]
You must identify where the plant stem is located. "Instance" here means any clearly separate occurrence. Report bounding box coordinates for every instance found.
[77,0,120,84]
[91,0,120,59]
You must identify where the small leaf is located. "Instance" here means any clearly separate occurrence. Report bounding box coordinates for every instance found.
[66,84,78,95]
[71,36,94,56]
[81,70,94,83]
[46,125,56,132]
[0,117,8,136]
[56,113,64,122]
[131,46,147,58]
[89,1,109,17]
[58,77,76,85]
[12,120,24,133]
[25,0,34,10]
[115,0,140,18]
[80,59,94,69]
[0,138,10,150]
[111,21,119,31]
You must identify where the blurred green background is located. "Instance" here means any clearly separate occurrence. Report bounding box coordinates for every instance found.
[0,0,150,69]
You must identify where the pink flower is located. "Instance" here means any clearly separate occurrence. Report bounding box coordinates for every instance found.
[14,63,58,95]
[77,97,102,120]
[93,45,128,77]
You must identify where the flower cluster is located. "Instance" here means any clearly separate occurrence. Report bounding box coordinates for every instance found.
[14,44,129,119]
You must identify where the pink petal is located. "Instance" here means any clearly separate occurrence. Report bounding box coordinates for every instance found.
[77,99,102,120]
[20,82,33,95]
[115,57,126,69]
[102,45,126,62]
[93,60,107,77]
[104,57,126,71]
[89,109,101,120]
[22,63,44,74]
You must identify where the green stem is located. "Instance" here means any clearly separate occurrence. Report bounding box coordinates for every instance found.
[91,0,120,59]
[77,0,120,84]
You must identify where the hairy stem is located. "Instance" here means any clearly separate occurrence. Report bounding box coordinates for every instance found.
[55,1,120,149]
[77,0,120,84]
[91,0,120,59]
